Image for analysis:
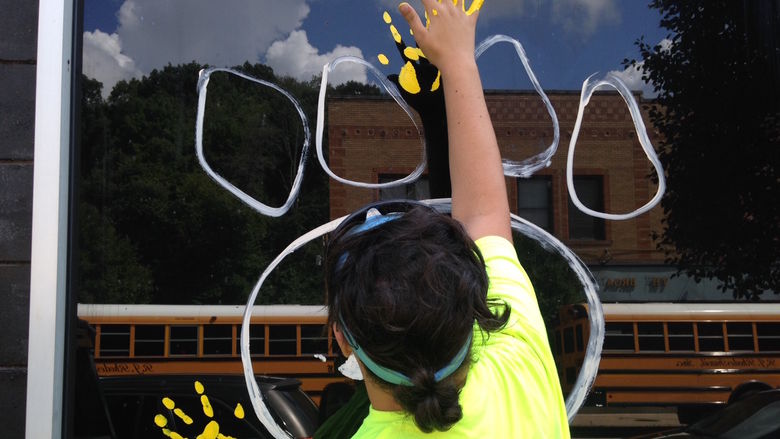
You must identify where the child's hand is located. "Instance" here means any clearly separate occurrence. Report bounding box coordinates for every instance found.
[398,0,479,76]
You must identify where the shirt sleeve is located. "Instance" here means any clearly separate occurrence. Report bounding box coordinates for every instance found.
[474,235,547,339]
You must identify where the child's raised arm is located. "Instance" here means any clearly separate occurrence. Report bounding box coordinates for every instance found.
[400,0,511,241]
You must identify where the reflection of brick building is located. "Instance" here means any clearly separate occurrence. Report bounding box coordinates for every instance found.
[327,91,666,271]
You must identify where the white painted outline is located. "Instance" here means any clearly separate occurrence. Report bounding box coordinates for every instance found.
[475,35,561,178]
[240,199,603,430]
[316,56,427,189]
[195,67,311,217]
[567,72,666,220]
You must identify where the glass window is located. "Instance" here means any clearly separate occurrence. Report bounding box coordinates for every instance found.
[603,322,635,351]
[726,322,755,352]
[134,325,165,357]
[757,323,780,352]
[169,326,198,356]
[269,325,297,355]
[667,322,695,352]
[636,322,665,351]
[203,325,233,356]
[517,176,553,232]
[568,176,606,240]
[99,325,130,357]
[238,324,266,356]
[300,325,328,355]
[378,174,430,200]
[697,323,725,352]
[563,327,574,354]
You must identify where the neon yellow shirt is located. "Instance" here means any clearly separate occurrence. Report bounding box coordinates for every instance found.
[352,236,570,438]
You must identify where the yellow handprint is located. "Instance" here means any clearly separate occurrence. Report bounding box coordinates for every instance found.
[154,380,245,439]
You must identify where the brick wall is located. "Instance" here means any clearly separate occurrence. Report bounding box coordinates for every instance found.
[327,91,665,265]
[0,0,38,436]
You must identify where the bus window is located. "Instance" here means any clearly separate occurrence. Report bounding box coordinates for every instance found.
[134,325,165,357]
[603,322,634,351]
[726,322,754,352]
[269,325,297,355]
[300,325,328,355]
[203,325,233,356]
[667,322,695,351]
[697,323,725,352]
[100,325,130,357]
[757,323,780,352]
[637,322,665,351]
[238,324,266,356]
[563,327,574,354]
[575,324,584,352]
[170,325,198,356]
[554,330,562,356]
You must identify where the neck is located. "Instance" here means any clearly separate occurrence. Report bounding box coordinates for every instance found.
[364,378,403,411]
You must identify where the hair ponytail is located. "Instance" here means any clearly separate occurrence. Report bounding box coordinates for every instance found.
[393,366,465,433]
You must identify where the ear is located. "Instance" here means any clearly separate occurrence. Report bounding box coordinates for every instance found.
[332,322,353,357]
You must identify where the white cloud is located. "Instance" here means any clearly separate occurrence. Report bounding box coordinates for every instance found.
[609,38,672,98]
[83,0,312,94]
[265,30,366,85]
[82,30,142,97]
[552,0,620,36]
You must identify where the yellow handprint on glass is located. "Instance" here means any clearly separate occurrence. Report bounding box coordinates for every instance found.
[154,380,246,439]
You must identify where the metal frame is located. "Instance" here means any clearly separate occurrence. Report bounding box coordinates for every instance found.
[26,0,75,437]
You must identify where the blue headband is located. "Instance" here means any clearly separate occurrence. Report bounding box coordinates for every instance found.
[339,316,473,386]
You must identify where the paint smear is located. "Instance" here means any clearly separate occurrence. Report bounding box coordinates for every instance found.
[197,420,220,439]
[399,61,421,94]
[174,408,194,425]
[431,71,441,92]
[234,403,245,419]
[195,380,205,395]
[162,397,176,410]
[154,414,168,427]
[201,395,214,418]
[383,11,391,24]
[377,53,389,65]
[403,46,420,61]
[390,24,402,43]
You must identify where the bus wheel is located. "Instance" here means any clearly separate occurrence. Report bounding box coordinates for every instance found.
[727,381,772,405]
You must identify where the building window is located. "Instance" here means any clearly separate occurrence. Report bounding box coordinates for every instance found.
[568,176,606,240]
[378,175,430,200]
[517,176,552,232]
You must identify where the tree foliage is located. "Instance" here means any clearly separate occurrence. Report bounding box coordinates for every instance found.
[628,0,779,299]
[78,63,352,304]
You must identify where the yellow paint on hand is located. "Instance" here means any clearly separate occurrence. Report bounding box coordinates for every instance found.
[377,53,389,65]
[383,11,392,24]
[403,47,420,61]
[155,414,168,427]
[196,420,220,439]
[466,0,484,15]
[410,28,414,36]
[432,8,438,16]
[390,25,402,43]
[399,61,421,94]
[174,407,194,425]
[162,397,176,410]
[194,381,205,395]
[431,71,441,91]
[201,395,214,418]
[233,403,245,419]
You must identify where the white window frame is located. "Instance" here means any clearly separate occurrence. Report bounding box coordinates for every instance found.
[26,0,74,437]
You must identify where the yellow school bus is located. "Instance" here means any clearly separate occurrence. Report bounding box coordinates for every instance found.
[78,304,346,405]
[553,302,780,420]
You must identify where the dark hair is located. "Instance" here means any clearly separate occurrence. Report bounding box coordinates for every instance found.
[326,205,510,432]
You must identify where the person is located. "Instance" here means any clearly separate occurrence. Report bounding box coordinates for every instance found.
[324,1,570,437]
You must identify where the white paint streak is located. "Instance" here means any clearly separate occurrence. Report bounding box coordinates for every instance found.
[316,56,427,189]
[338,354,364,380]
[195,67,310,217]
[474,35,560,178]
[566,72,666,220]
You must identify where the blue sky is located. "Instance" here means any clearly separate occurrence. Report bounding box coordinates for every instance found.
[82,0,669,96]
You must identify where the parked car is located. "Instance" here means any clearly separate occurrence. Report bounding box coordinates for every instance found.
[630,389,780,439]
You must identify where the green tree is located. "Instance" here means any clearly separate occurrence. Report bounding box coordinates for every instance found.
[627,0,779,299]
